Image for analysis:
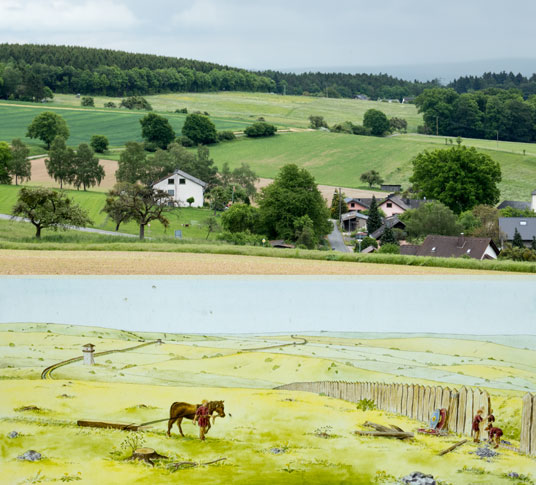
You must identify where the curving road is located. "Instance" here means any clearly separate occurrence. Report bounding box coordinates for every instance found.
[327,219,351,252]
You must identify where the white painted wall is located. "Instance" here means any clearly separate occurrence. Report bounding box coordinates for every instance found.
[531,193,536,212]
[482,244,498,260]
[153,174,205,207]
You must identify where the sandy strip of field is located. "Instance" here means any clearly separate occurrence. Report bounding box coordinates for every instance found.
[29,158,385,199]
[0,249,500,275]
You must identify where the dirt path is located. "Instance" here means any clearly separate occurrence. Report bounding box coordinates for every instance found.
[0,250,500,275]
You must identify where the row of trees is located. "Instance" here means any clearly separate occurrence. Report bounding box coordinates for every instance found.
[449,71,536,97]
[415,87,536,142]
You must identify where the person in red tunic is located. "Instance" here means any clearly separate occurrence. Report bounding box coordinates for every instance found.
[472,409,483,442]
[486,409,496,440]
[194,399,210,441]
[486,425,503,448]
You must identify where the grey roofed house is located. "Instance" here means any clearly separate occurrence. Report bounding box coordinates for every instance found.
[153,168,208,188]
[498,217,536,245]
[399,244,419,256]
[370,215,406,239]
[380,184,402,193]
[497,200,531,210]
[409,234,499,260]
[341,211,368,232]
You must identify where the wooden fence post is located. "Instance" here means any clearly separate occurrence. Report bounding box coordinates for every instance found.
[464,388,475,436]
[520,393,533,455]
[401,384,408,416]
[456,387,467,434]
[412,385,420,420]
[531,394,536,456]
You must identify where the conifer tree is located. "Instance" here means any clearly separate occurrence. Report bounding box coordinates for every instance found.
[512,227,524,248]
[366,195,382,234]
[380,226,398,246]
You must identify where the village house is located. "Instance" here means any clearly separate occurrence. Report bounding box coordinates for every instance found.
[370,215,406,239]
[152,169,207,207]
[498,217,536,247]
[497,189,536,212]
[344,194,426,218]
[400,234,499,260]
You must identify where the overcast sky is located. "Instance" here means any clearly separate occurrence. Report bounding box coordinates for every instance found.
[1,276,535,335]
[1,0,536,75]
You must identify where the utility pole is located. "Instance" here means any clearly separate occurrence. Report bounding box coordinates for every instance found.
[338,187,342,222]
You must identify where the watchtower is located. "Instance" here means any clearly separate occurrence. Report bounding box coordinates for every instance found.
[82,343,95,366]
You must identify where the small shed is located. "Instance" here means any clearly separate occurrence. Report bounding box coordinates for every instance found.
[380,184,402,193]
[82,343,95,366]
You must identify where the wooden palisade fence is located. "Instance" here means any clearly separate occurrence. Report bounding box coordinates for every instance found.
[277,381,536,456]
[275,381,490,438]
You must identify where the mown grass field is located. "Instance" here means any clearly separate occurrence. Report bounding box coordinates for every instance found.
[1,323,535,484]
[0,185,219,239]
[0,102,250,150]
[208,132,536,201]
[6,92,424,132]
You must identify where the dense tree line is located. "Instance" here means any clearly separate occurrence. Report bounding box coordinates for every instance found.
[0,44,440,101]
[0,44,275,99]
[415,87,536,142]
[257,70,440,98]
[449,71,536,97]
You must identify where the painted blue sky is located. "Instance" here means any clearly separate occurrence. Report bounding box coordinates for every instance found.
[1,0,536,73]
[0,276,535,335]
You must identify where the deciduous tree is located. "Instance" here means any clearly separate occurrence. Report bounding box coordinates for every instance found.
[0,141,13,184]
[12,187,91,238]
[104,183,176,240]
[26,111,69,149]
[257,164,330,243]
[45,136,75,189]
[360,170,384,188]
[9,138,31,185]
[181,113,218,145]
[401,201,461,238]
[72,143,105,191]
[363,109,390,136]
[90,135,109,153]
[410,145,501,213]
[139,113,176,149]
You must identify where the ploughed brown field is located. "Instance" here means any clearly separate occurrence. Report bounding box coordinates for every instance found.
[0,250,502,275]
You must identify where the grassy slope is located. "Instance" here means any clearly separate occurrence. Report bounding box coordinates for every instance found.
[25,92,424,131]
[0,103,250,150]
[208,132,536,200]
[0,186,219,239]
[1,323,535,484]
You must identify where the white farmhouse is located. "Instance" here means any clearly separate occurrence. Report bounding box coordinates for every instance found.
[152,169,207,207]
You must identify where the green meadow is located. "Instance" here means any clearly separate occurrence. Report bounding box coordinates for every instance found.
[33,92,424,131]
[209,132,536,201]
[0,184,219,240]
[0,102,250,150]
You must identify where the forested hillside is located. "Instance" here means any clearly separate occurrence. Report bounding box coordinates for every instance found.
[0,43,437,101]
[449,71,536,97]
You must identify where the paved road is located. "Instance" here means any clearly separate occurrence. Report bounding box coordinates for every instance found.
[327,219,352,252]
[0,213,137,238]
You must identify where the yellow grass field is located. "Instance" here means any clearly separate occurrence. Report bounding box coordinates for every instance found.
[1,323,536,484]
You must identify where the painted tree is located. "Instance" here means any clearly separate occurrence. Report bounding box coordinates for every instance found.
[26,111,69,148]
[72,143,105,191]
[12,187,91,238]
[366,195,382,234]
[45,136,75,189]
[104,183,176,239]
[9,139,31,185]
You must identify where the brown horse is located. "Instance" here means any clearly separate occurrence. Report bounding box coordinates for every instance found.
[167,400,225,437]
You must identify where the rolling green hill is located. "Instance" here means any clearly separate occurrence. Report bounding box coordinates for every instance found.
[208,132,536,201]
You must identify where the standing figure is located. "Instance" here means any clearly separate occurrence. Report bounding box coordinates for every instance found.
[486,425,503,449]
[472,409,483,442]
[486,409,495,440]
[194,399,210,441]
